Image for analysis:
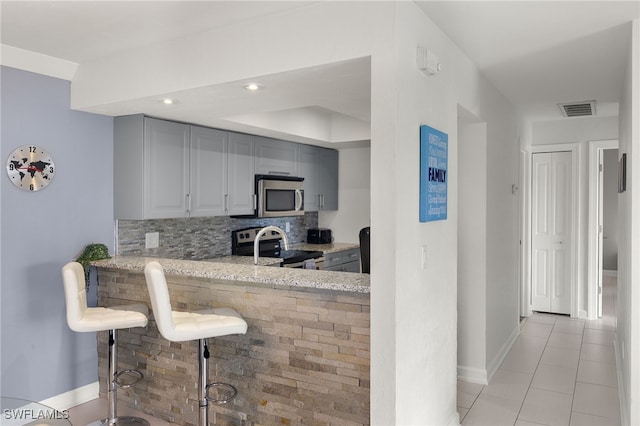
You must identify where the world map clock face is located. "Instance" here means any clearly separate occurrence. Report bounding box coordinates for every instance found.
[6,145,55,191]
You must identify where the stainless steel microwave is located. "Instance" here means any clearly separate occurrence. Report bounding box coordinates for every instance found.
[256,175,304,218]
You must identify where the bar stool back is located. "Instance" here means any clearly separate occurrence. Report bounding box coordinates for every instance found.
[62,261,149,426]
[144,261,247,426]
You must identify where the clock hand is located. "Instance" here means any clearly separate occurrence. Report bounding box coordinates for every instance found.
[17,165,45,173]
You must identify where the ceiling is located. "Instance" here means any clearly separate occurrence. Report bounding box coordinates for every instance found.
[417,1,639,121]
[1,1,639,140]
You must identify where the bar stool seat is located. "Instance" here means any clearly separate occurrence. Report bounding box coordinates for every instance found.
[62,261,149,426]
[144,261,247,426]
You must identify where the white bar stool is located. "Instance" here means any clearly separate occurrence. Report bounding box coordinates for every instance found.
[62,261,150,426]
[143,261,247,426]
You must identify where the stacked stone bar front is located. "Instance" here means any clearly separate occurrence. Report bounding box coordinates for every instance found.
[96,266,370,426]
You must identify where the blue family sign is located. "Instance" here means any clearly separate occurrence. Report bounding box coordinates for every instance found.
[419,125,448,222]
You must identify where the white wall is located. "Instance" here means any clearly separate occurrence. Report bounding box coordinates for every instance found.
[320,145,371,243]
[392,5,459,421]
[44,2,520,423]
[615,18,639,426]
[458,120,488,383]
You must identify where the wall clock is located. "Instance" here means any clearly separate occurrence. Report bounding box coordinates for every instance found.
[6,145,56,191]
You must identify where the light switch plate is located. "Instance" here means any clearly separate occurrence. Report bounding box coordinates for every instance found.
[421,245,428,269]
[146,232,159,249]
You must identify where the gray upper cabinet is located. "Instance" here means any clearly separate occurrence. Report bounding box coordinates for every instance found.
[254,136,298,177]
[299,145,339,211]
[317,147,339,210]
[115,115,190,219]
[144,118,191,219]
[115,115,336,219]
[189,126,227,217]
[191,128,255,216]
[114,115,256,219]
[227,132,255,215]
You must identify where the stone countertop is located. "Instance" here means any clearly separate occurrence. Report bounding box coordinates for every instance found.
[93,255,370,294]
[292,242,360,254]
[203,255,282,266]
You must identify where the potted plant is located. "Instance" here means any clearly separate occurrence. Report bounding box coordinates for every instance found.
[75,243,111,285]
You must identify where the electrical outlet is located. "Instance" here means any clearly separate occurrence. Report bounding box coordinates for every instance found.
[145,232,159,249]
[285,222,290,233]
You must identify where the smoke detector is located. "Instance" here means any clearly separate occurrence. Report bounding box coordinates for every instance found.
[558,100,596,117]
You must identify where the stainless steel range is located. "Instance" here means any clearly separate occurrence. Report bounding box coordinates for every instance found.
[231,227,324,269]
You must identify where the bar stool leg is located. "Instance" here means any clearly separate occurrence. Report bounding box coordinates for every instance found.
[98,329,150,426]
[108,329,118,424]
[198,339,209,426]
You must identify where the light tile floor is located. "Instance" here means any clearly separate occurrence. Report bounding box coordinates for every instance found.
[66,397,173,426]
[458,276,619,426]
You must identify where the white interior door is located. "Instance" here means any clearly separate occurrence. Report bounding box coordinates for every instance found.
[531,152,572,314]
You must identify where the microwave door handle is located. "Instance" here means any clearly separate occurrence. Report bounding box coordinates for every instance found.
[295,189,303,211]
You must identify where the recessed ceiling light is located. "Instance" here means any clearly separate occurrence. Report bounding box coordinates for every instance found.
[243,83,263,91]
[160,98,176,105]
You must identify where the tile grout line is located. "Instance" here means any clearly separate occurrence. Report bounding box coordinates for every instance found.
[567,320,586,426]
[512,317,554,425]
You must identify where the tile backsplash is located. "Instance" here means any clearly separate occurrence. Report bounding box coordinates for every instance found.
[116,212,318,260]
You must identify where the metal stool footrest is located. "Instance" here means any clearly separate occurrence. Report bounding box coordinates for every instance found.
[114,369,143,389]
[205,382,238,404]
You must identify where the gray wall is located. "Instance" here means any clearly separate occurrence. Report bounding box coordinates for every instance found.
[603,149,619,271]
[1,66,114,401]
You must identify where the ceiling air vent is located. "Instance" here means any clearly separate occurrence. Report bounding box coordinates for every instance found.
[558,100,596,118]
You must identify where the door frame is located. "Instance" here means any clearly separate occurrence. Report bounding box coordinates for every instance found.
[587,139,618,320]
[522,143,580,318]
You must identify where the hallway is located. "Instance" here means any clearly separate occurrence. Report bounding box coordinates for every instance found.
[458,276,619,425]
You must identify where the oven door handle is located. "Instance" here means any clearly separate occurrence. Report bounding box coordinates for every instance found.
[283,257,324,269]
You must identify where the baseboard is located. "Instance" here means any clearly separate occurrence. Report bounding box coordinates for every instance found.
[457,365,488,385]
[447,410,461,426]
[614,335,628,426]
[39,381,99,411]
[604,270,618,278]
[486,324,520,383]
[578,309,588,319]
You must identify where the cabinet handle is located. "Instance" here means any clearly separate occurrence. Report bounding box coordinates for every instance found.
[224,194,229,213]
[185,193,191,214]
[268,171,290,175]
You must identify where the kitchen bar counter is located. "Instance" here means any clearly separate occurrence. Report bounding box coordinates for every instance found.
[94,254,370,425]
[94,255,369,293]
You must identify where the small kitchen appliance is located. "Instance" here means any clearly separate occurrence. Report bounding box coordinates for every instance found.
[307,228,333,244]
[232,227,323,269]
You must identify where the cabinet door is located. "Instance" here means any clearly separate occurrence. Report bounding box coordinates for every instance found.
[298,145,320,212]
[298,145,339,211]
[227,132,255,215]
[143,118,190,218]
[317,148,339,210]
[190,126,227,217]
[254,137,298,176]
[114,115,145,219]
